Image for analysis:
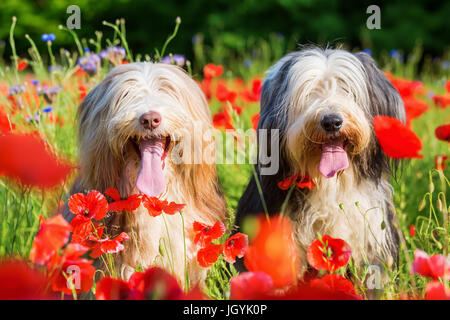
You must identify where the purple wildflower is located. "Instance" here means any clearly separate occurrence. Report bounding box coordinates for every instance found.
[37,86,61,104]
[100,46,126,66]
[77,54,101,76]
[161,54,186,67]
[8,84,26,96]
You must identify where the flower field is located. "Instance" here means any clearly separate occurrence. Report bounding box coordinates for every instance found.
[0,17,449,300]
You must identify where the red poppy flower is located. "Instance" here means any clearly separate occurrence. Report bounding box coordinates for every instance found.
[278,174,315,191]
[96,267,203,300]
[230,271,274,300]
[0,134,73,188]
[241,79,262,102]
[433,95,450,109]
[203,63,223,79]
[96,277,143,300]
[309,274,361,299]
[96,277,135,300]
[17,59,28,71]
[212,109,234,130]
[197,243,223,267]
[435,154,448,171]
[88,232,129,258]
[215,84,237,103]
[307,235,352,271]
[223,232,248,263]
[48,243,95,294]
[105,188,141,212]
[199,78,212,100]
[435,124,450,142]
[193,221,226,247]
[75,67,87,77]
[68,190,108,221]
[231,104,242,115]
[130,267,185,300]
[390,77,424,99]
[78,84,87,101]
[409,225,416,237]
[244,215,300,288]
[373,115,423,159]
[71,218,104,248]
[141,195,186,217]
[403,97,428,126]
[251,113,260,130]
[0,259,52,300]
[425,281,450,300]
[412,249,449,280]
[0,111,15,134]
[29,214,71,265]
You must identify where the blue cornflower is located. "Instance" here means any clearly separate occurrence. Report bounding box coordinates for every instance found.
[362,49,372,56]
[389,49,403,62]
[243,59,253,68]
[41,34,56,42]
[43,106,53,113]
[30,79,40,86]
[84,47,91,53]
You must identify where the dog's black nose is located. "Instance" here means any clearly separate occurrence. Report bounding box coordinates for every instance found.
[140,111,161,130]
[320,114,343,132]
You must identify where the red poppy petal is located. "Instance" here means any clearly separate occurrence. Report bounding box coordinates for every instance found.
[29,214,71,265]
[230,271,274,300]
[68,193,87,216]
[0,134,73,188]
[197,244,223,268]
[373,115,423,159]
[86,190,108,220]
[435,124,450,142]
[163,202,186,215]
[425,281,450,300]
[223,233,248,263]
[104,188,121,201]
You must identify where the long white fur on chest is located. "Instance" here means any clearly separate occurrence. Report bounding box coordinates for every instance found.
[288,167,393,274]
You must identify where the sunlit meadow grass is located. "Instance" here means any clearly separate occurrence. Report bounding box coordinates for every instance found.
[0,16,448,299]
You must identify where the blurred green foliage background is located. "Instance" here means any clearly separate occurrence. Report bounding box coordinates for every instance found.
[0,0,449,67]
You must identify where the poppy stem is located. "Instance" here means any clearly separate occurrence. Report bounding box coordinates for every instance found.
[251,166,269,221]
[180,211,190,291]
[161,213,175,274]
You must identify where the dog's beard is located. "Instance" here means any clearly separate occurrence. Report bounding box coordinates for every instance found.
[286,115,370,179]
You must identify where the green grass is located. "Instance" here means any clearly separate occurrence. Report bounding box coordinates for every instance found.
[0,17,449,300]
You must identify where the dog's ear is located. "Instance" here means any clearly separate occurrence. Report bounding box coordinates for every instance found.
[353,52,406,180]
[251,55,298,213]
[77,72,124,191]
[169,66,227,223]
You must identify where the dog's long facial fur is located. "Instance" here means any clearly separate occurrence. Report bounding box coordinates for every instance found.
[237,47,405,276]
[65,62,227,285]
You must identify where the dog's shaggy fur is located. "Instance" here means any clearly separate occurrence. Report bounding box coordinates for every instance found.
[64,62,227,286]
[236,47,405,276]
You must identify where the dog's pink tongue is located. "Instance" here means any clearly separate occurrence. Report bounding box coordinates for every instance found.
[318,142,349,178]
[136,139,165,197]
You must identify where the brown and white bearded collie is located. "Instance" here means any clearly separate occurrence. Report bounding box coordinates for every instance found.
[63,62,227,288]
